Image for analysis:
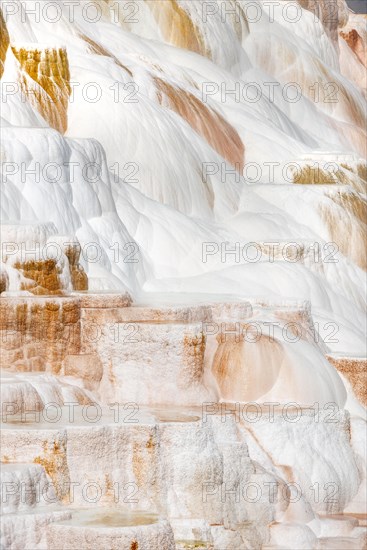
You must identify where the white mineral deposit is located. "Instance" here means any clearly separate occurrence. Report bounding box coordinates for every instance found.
[0,1,366,549]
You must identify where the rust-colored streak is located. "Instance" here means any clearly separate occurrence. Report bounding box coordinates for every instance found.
[340,29,367,68]
[155,77,244,172]
[212,332,285,401]
[182,333,206,386]
[64,245,88,291]
[80,33,133,77]
[132,431,156,489]
[0,270,9,293]
[327,356,367,406]
[34,439,70,500]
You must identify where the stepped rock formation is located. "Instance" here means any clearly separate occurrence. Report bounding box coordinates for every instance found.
[0,1,366,549]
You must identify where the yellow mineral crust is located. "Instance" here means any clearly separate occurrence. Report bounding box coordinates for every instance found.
[146,0,208,57]
[0,8,9,78]
[293,166,340,185]
[11,45,71,133]
[293,163,367,193]
[6,241,88,295]
[14,259,64,296]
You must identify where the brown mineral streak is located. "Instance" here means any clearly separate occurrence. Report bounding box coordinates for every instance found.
[64,245,88,292]
[0,270,9,293]
[356,163,367,183]
[340,28,367,68]
[102,473,116,504]
[108,359,116,385]
[154,77,245,173]
[34,439,70,500]
[146,0,208,57]
[15,259,63,295]
[11,46,71,134]
[319,190,367,270]
[183,333,206,385]
[12,243,88,295]
[293,164,367,193]
[184,333,206,361]
[327,356,367,406]
[79,33,133,77]
[213,333,286,401]
[0,297,81,373]
[132,432,156,488]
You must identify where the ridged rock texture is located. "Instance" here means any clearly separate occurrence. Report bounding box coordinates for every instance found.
[11,46,71,133]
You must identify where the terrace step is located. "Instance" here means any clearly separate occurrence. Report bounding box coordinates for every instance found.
[46,509,175,550]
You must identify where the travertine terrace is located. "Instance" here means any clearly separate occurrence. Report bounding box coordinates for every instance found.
[0,1,366,549]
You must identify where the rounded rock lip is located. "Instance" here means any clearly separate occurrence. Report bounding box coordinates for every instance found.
[72,290,133,308]
[326,352,367,359]
[50,508,161,528]
[0,405,204,430]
